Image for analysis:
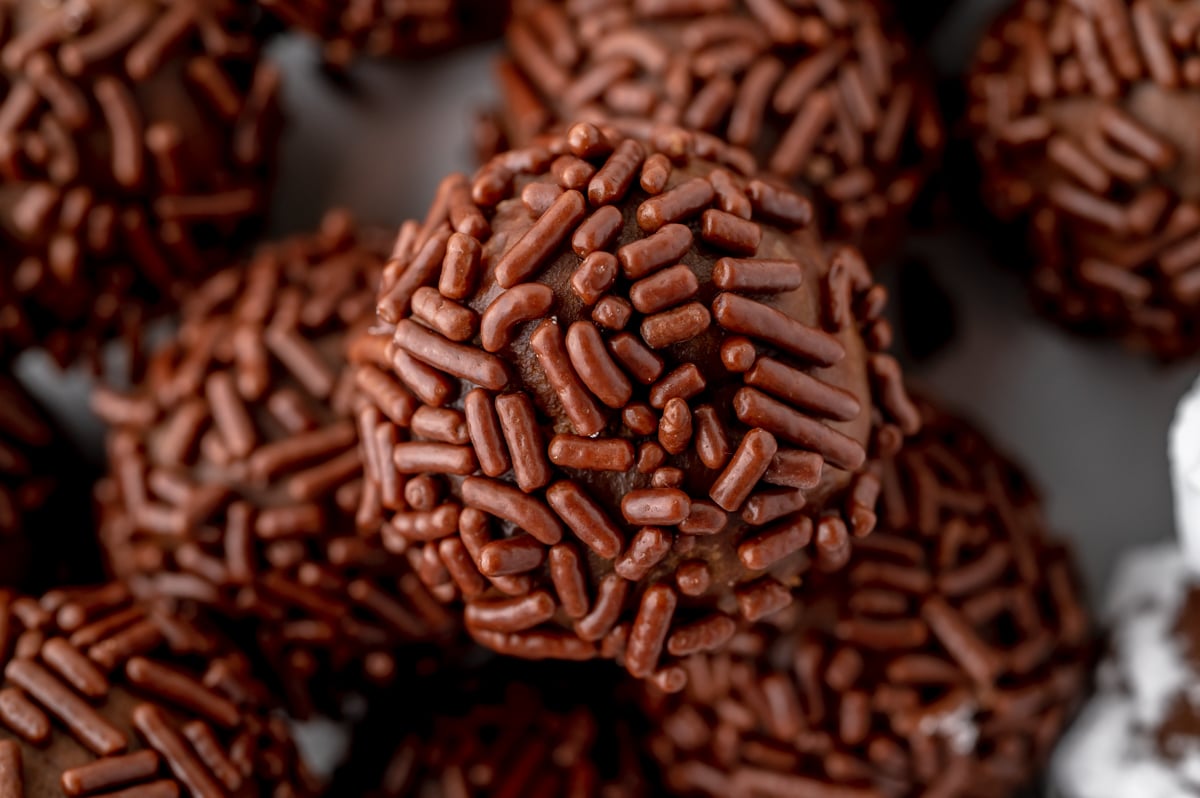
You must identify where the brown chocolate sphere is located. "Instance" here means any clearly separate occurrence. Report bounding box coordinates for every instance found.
[0,582,316,797]
[969,0,1200,360]
[0,376,100,590]
[0,0,281,368]
[642,401,1092,797]
[353,122,919,686]
[492,0,943,258]
[336,662,651,797]
[95,213,457,717]
[259,0,509,65]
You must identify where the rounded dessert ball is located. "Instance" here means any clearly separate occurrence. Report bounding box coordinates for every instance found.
[968,0,1200,360]
[0,581,316,797]
[334,662,650,797]
[492,0,943,257]
[0,0,281,367]
[354,122,920,686]
[259,0,509,65]
[642,401,1092,797]
[94,212,457,717]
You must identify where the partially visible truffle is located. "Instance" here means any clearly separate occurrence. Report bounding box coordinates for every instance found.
[493,0,943,257]
[969,0,1200,359]
[0,376,99,590]
[643,401,1091,797]
[0,581,317,797]
[354,122,919,686]
[259,0,509,65]
[334,661,651,797]
[95,212,457,717]
[0,0,281,368]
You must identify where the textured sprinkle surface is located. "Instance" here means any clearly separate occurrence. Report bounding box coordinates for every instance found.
[643,401,1092,797]
[0,582,316,798]
[333,661,651,797]
[355,121,919,685]
[0,0,281,369]
[95,213,458,717]
[259,0,509,65]
[489,0,944,258]
[969,0,1200,360]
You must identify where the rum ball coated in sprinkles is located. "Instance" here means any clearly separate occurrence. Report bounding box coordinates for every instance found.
[356,122,920,686]
[0,0,281,369]
[0,582,317,798]
[95,212,457,718]
[642,401,1092,798]
[492,0,944,258]
[969,0,1200,360]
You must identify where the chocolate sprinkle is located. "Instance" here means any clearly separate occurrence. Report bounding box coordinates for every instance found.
[259,0,509,65]
[0,582,315,797]
[95,212,457,717]
[0,0,281,368]
[969,0,1200,359]
[356,122,919,685]
[491,0,943,257]
[642,401,1091,797]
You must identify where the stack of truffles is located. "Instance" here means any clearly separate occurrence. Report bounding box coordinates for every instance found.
[0,0,1127,794]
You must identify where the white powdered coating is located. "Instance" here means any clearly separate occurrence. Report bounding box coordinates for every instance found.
[1172,376,1200,577]
[1053,544,1200,798]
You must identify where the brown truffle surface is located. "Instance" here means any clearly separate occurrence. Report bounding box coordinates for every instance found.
[259,0,509,64]
[492,0,943,258]
[0,0,281,368]
[0,376,100,590]
[0,581,316,798]
[354,122,918,686]
[95,213,457,717]
[336,662,651,797]
[969,0,1200,360]
[642,401,1092,797]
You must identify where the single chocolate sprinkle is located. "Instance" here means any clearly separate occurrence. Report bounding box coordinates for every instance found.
[95,213,458,717]
[0,0,281,369]
[642,400,1092,797]
[489,0,943,257]
[355,123,917,684]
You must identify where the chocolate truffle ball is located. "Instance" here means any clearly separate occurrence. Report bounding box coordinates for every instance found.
[968,0,1200,359]
[259,0,509,65]
[95,212,457,717]
[642,401,1091,797]
[0,0,281,367]
[354,122,920,686]
[0,581,316,797]
[335,663,650,797]
[492,0,943,257]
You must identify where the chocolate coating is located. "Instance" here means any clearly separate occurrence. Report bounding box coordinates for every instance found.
[0,582,315,798]
[336,662,650,797]
[969,0,1200,359]
[355,122,918,685]
[259,0,509,65]
[0,376,100,590]
[95,213,457,717]
[0,0,281,368]
[492,0,943,258]
[642,401,1092,797]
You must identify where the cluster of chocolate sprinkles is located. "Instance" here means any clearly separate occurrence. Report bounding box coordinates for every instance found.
[969,0,1200,359]
[259,0,509,65]
[0,0,281,368]
[0,581,315,797]
[356,121,919,686]
[339,663,651,797]
[95,212,457,717]
[642,402,1091,797]
[491,0,943,256]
